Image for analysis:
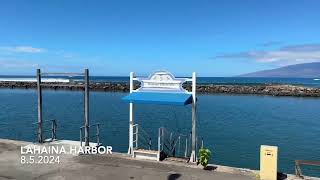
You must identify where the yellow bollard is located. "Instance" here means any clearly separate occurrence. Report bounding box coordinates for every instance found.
[260,145,278,180]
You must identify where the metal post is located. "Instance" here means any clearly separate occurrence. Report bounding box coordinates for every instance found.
[135,124,139,149]
[190,72,197,163]
[185,138,188,157]
[201,137,204,149]
[97,124,100,145]
[128,72,135,154]
[80,128,82,146]
[54,120,57,139]
[51,120,55,140]
[37,69,43,143]
[161,128,164,151]
[158,128,161,153]
[178,136,181,155]
[84,69,90,146]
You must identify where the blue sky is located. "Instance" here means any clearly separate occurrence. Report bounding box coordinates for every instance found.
[0,0,320,76]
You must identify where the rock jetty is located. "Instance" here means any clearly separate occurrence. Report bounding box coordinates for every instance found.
[0,81,320,97]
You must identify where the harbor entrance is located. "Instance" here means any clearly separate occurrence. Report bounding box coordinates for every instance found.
[122,70,202,163]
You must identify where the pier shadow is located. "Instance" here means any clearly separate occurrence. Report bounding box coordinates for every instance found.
[277,172,288,180]
[167,173,181,180]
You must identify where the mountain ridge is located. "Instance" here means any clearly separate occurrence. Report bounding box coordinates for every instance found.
[239,62,320,78]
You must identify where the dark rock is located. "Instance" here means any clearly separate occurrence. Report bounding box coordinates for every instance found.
[0,81,320,97]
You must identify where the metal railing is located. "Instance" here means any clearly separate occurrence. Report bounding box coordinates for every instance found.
[295,160,320,178]
[158,127,204,159]
[80,123,101,147]
[33,119,57,142]
[159,127,188,158]
[196,136,204,150]
[133,124,152,150]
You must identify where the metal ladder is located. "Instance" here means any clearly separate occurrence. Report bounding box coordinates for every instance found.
[80,123,101,146]
[33,119,57,142]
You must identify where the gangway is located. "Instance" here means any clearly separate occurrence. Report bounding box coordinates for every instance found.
[129,123,204,162]
[122,70,202,163]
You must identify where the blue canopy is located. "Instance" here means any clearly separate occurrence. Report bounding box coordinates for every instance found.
[122,92,193,106]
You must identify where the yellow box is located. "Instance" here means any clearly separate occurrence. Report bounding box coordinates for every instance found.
[260,145,278,180]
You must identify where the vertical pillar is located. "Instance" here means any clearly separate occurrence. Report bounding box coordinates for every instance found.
[190,72,197,163]
[128,72,135,154]
[37,69,43,143]
[84,69,90,146]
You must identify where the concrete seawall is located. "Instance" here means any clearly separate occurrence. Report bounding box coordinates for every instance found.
[1,81,320,97]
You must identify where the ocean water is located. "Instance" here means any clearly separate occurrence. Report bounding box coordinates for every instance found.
[0,88,319,177]
[2,75,320,87]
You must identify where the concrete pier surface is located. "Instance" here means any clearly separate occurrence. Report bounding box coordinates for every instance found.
[0,139,318,180]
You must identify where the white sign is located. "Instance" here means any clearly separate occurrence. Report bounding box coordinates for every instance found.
[137,71,187,92]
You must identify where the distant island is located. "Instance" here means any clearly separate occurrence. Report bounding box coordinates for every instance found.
[239,62,320,78]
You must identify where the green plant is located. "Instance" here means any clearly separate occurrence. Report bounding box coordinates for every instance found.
[198,148,211,168]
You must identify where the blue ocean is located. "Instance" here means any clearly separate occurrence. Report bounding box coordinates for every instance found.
[2,75,320,87]
[0,76,319,177]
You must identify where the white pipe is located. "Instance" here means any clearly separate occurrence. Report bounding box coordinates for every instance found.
[190,72,197,163]
[128,72,135,155]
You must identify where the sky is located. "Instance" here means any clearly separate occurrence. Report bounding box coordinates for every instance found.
[0,0,320,77]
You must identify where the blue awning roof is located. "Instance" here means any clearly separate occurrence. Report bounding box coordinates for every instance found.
[122,92,193,106]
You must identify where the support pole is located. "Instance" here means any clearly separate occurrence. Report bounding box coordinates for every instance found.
[128,72,135,154]
[84,69,90,146]
[189,72,197,163]
[37,69,43,143]
[136,124,139,149]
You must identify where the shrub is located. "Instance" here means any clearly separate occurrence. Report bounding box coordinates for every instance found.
[198,148,211,168]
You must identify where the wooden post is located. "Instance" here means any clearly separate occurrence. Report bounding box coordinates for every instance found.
[189,72,197,163]
[37,69,43,143]
[84,69,90,146]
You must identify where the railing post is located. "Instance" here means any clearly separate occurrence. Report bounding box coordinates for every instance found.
[54,120,57,139]
[158,128,161,152]
[201,137,204,149]
[51,120,55,140]
[161,128,164,151]
[189,132,192,151]
[185,138,188,158]
[84,69,90,146]
[178,136,181,155]
[96,124,100,146]
[136,125,139,149]
[37,69,43,143]
[80,128,82,146]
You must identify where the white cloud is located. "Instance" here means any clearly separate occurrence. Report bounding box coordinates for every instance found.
[0,46,46,53]
[215,44,320,65]
[0,59,39,68]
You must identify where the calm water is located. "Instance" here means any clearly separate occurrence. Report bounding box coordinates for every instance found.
[0,89,319,176]
[2,75,320,87]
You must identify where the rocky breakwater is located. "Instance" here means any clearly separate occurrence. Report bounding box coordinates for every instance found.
[191,84,320,97]
[1,81,320,97]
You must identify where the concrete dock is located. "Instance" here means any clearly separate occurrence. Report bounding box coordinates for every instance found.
[0,139,318,180]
